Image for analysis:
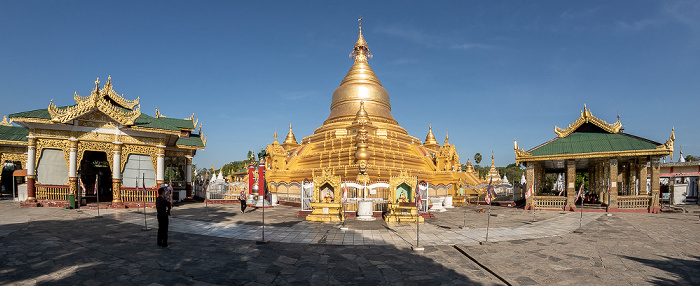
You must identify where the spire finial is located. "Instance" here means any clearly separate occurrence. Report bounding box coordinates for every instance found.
[351,17,371,62]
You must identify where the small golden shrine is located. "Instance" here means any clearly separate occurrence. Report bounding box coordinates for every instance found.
[262,20,481,220]
[2,76,206,208]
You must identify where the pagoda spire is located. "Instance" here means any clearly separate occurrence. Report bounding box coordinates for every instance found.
[352,17,371,62]
[424,125,438,146]
[444,129,449,145]
[284,123,297,145]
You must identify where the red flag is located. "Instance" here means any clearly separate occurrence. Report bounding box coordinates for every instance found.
[576,183,584,201]
[342,181,348,203]
[79,178,86,194]
[525,184,533,199]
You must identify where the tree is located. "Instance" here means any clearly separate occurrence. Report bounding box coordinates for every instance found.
[474,153,482,165]
[686,155,697,162]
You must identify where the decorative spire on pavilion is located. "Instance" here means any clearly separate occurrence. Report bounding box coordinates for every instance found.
[273,127,279,145]
[485,153,502,184]
[0,115,12,126]
[554,104,622,138]
[444,129,449,145]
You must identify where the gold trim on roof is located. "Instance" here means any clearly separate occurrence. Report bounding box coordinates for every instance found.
[48,77,141,126]
[554,104,622,138]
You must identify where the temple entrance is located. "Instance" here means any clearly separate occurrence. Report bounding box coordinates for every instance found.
[78,151,112,204]
[1,161,21,197]
[396,183,411,203]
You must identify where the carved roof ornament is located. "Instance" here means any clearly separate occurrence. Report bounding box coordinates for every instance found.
[352,101,371,126]
[513,138,532,158]
[444,129,449,145]
[48,76,141,126]
[554,104,622,138]
[657,127,675,159]
[0,115,12,126]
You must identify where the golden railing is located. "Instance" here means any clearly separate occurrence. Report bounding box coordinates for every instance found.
[617,195,651,209]
[36,185,69,200]
[120,189,157,202]
[533,196,567,210]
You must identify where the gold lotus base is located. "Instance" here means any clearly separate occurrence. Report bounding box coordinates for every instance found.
[384,204,423,223]
[306,202,343,222]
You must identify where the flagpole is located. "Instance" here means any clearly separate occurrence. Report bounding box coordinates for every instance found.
[413,177,423,251]
[142,173,150,231]
[579,185,584,228]
[95,174,102,218]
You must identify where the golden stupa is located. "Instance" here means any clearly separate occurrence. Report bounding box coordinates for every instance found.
[264,21,481,210]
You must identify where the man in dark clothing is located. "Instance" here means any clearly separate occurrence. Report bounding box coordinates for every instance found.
[156,187,172,247]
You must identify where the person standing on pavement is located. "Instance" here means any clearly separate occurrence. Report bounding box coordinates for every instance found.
[156,187,172,247]
[240,190,247,214]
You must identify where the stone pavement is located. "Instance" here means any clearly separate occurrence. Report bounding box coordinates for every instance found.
[1,199,699,285]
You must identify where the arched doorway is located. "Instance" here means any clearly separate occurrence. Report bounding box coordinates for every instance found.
[79,151,112,204]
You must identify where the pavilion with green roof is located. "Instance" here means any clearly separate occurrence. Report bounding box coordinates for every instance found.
[514,105,674,213]
[1,76,206,208]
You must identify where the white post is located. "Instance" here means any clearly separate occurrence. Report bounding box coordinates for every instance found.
[156,145,166,185]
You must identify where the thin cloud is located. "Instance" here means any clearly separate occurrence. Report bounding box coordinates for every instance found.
[663,0,700,29]
[449,43,496,50]
[560,6,603,20]
[615,18,660,31]
[375,24,496,51]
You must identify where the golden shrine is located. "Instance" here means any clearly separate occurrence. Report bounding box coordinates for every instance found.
[1,76,206,208]
[262,21,481,221]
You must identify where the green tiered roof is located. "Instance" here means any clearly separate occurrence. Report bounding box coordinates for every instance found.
[0,125,29,142]
[529,132,660,156]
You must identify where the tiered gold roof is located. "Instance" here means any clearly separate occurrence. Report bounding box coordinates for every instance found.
[265,22,480,188]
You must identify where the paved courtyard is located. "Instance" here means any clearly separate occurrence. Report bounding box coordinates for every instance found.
[1,198,699,285]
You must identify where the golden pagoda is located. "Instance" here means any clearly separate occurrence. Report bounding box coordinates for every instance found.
[263,21,481,219]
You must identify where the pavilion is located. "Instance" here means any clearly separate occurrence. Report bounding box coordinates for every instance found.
[0,77,206,208]
[514,105,674,213]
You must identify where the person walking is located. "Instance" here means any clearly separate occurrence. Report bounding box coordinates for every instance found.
[240,190,247,214]
[156,187,172,247]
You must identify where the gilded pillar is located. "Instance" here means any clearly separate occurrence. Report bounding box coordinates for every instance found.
[638,158,648,195]
[156,145,165,187]
[25,133,37,202]
[608,158,618,211]
[650,158,661,213]
[185,155,193,199]
[566,160,576,211]
[525,163,535,210]
[68,138,78,206]
[111,142,123,205]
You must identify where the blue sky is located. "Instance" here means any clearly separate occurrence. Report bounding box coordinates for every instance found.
[1,1,698,168]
